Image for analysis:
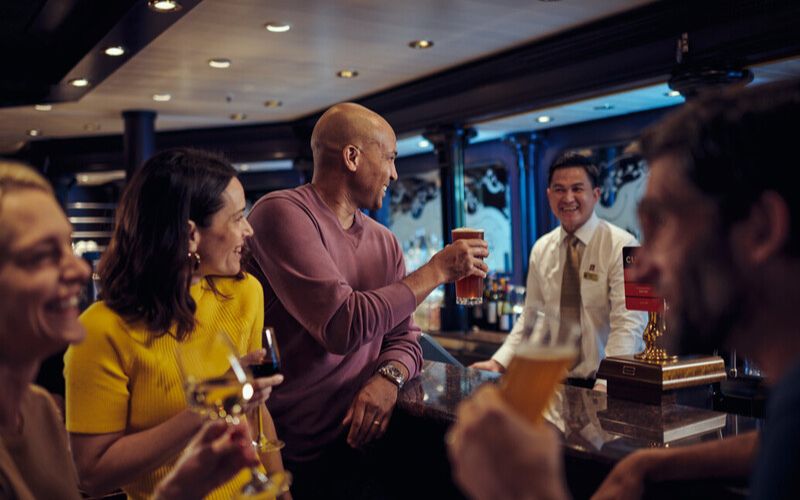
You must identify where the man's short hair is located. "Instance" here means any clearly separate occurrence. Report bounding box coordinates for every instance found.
[641,80,800,256]
[548,152,600,188]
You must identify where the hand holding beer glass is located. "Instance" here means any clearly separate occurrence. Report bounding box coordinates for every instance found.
[451,228,486,305]
[500,311,579,424]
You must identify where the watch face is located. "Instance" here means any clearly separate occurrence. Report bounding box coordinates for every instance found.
[380,365,405,387]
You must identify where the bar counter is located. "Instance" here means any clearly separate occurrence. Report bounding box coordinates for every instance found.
[379,361,759,499]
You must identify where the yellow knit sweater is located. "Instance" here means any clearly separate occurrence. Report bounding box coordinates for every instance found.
[64,274,264,500]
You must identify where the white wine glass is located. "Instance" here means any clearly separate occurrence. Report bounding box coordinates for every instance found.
[177,331,290,497]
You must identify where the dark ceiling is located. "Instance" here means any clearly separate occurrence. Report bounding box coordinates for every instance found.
[0,0,199,107]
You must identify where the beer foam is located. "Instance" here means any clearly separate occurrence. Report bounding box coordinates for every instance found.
[514,343,578,359]
[452,227,483,233]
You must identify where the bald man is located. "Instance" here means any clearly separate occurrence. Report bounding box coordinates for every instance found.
[246,103,488,498]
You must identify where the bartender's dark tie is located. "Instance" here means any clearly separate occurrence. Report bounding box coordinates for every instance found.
[560,235,583,362]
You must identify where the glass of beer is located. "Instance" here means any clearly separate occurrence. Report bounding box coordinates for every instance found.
[500,311,579,424]
[451,227,485,305]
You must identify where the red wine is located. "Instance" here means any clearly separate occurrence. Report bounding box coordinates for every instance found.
[252,359,281,377]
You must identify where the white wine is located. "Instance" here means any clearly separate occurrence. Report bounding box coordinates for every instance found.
[187,375,253,423]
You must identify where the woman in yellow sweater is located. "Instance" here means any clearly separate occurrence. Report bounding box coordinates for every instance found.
[63,149,288,499]
[0,160,261,499]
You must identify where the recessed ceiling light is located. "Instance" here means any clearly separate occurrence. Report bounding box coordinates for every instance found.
[593,103,614,111]
[148,0,182,12]
[84,123,101,132]
[265,22,291,33]
[69,78,90,87]
[337,69,358,79]
[208,58,232,69]
[152,93,172,102]
[237,164,251,172]
[665,90,681,97]
[418,139,431,148]
[105,46,125,57]
[34,104,52,111]
[27,129,41,137]
[263,100,283,108]
[230,113,247,121]
[409,40,434,49]
[536,115,552,124]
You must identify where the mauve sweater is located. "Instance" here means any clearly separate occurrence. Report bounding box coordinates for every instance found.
[246,184,423,462]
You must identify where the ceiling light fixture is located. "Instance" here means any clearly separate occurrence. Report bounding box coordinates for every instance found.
[536,115,552,123]
[34,104,52,111]
[69,78,90,87]
[418,139,431,148]
[230,113,247,121]
[104,46,125,57]
[265,22,291,33]
[336,69,358,79]
[263,100,283,108]
[152,93,172,102]
[208,58,232,69]
[593,103,614,111]
[27,129,41,137]
[664,90,681,97]
[148,0,182,12]
[409,40,434,49]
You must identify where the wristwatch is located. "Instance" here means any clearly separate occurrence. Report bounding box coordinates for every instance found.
[377,363,406,389]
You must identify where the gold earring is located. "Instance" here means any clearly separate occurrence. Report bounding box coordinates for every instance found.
[188,252,201,272]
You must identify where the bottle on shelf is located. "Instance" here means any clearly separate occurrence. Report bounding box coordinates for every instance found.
[499,280,514,332]
[486,279,499,329]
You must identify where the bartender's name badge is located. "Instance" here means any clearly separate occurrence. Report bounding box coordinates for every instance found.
[583,271,599,281]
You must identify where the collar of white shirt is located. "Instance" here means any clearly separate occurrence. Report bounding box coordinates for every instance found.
[559,211,599,246]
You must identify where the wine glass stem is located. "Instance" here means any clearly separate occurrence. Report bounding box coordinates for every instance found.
[257,405,267,444]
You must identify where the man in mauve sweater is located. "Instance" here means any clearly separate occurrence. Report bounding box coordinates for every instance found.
[246,102,488,498]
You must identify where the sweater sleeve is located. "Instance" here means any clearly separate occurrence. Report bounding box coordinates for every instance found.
[247,197,418,356]
[377,237,424,380]
[64,305,131,434]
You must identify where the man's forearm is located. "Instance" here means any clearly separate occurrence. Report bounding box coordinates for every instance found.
[646,431,758,482]
[402,263,445,305]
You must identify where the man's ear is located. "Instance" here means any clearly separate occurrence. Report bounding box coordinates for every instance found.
[738,191,790,265]
[342,144,359,173]
[187,220,200,253]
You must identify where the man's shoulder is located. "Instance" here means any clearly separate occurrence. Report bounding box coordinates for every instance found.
[252,185,310,211]
[593,218,639,246]
[532,226,562,253]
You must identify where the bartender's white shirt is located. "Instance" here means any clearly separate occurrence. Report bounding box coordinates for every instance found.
[493,212,646,379]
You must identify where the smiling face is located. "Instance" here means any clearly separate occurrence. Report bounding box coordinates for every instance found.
[0,190,90,363]
[195,177,253,277]
[547,166,600,234]
[354,122,398,210]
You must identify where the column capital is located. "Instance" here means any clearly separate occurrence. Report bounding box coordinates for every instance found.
[422,126,476,149]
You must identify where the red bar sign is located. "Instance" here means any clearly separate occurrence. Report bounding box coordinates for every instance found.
[622,246,664,312]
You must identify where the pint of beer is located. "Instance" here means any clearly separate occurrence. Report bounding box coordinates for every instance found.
[500,343,577,424]
[500,312,578,424]
[451,228,484,305]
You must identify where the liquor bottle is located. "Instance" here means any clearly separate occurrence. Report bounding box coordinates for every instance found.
[487,281,500,329]
[499,281,514,332]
